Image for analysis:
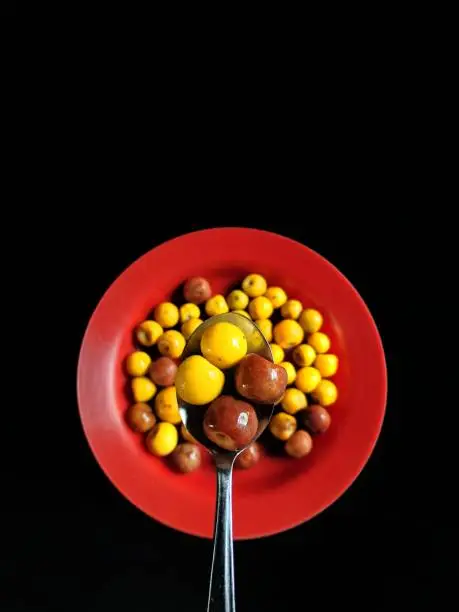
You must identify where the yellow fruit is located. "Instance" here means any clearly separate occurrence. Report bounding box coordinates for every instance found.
[281,388,307,415]
[273,319,304,349]
[264,287,287,308]
[181,423,199,444]
[205,294,229,317]
[135,321,163,346]
[270,343,285,364]
[255,319,273,342]
[280,361,296,385]
[308,332,331,354]
[131,376,157,402]
[175,355,225,405]
[312,379,338,406]
[292,344,316,367]
[181,318,203,340]
[154,302,179,328]
[157,330,186,358]
[295,367,322,393]
[179,303,200,323]
[146,422,178,457]
[227,289,249,310]
[280,299,303,320]
[269,412,297,441]
[154,386,181,424]
[299,308,323,334]
[249,296,273,320]
[314,354,339,377]
[126,351,151,376]
[242,273,267,298]
[200,322,247,369]
[233,310,251,319]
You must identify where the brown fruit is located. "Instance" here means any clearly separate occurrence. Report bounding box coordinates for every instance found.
[285,430,313,458]
[235,442,262,469]
[301,404,331,433]
[235,353,288,404]
[203,395,258,451]
[183,277,212,304]
[170,443,202,473]
[149,357,177,386]
[125,403,156,433]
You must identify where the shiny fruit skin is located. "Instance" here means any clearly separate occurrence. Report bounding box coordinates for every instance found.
[170,443,201,473]
[149,357,177,386]
[155,386,181,424]
[242,273,267,298]
[235,353,288,404]
[281,388,307,415]
[314,354,339,377]
[270,344,285,364]
[183,277,212,304]
[248,296,273,320]
[292,344,316,367]
[205,294,229,317]
[302,404,331,433]
[145,422,178,457]
[235,442,262,469]
[269,412,297,441]
[255,319,273,342]
[203,395,258,450]
[154,302,179,328]
[157,330,186,359]
[131,377,157,402]
[136,321,163,346]
[280,299,303,320]
[311,379,338,406]
[299,308,323,334]
[295,366,322,393]
[264,287,287,309]
[273,319,304,349]
[200,322,247,369]
[280,361,296,385]
[126,351,151,376]
[179,303,201,323]
[227,289,249,310]
[181,318,203,340]
[126,403,156,432]
[307,331,331,354]
[175,355,225,405]
[285,430,313,458]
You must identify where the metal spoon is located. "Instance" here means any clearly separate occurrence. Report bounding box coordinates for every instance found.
[176,312,275,612]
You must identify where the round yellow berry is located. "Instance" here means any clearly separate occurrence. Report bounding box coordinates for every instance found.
[280,299,303,320]
[154,302,179,328]
[135,321,163,346]
[281,388,307,415]
[175,355,225,406]
[179,303,200,323]
[155,386,181,424]
[131,376,157,402]
[126,351,151,376]
[205,295,229,317]
[269,412,297,441]
[308,332,331,354]
[181,318,203,340]
[201,321,247,369]
[311,379,338,406]
[157,330,186,359]
[280,361,296,385]
[242,274,267,298]
[255,319,273,342]
[146,422,178,457]
[299,308,323,334]
[227,289,249,310]
[295,366,322,393]
[314,354,339,378]
[273,319,304,349]
[248,296,273,320]
[264,287,287,309]
[292,344,316,367]
[270,343,285,364]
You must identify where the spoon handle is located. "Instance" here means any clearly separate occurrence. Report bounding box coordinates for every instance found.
[207,459,236,612]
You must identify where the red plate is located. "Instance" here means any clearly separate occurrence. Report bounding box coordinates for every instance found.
[77,228,387,539]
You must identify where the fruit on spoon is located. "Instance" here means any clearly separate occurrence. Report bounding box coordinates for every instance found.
[235,353,287,404]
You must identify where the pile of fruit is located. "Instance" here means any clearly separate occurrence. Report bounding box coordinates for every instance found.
[124,274,339,473]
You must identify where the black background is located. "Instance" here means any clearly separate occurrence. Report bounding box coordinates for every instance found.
[4,208,455,611]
